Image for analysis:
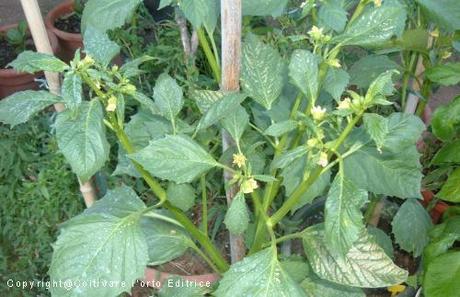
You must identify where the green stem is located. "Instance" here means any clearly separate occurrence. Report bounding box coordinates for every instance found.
[197,27,221,83]
[348,0,370,26]
[401,52,418,110]
[189,240,219,273]
[200,175,208,236]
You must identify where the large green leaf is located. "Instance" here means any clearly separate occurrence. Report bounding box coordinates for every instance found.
[166,182,196,212]
[391,199,432,257]
[0,90,62,127]
[344,113,424,198]
[8,50,68,73]
[334,2,406,47]
[178,0,218,32]
[318,0,348,32]
[426,63,460,86]
[432,140,460,164]
[324,68,350,101]
[415,0,460,31]
[363,113,388,151]
[325,170,368,257]
[423,217,460,266]
[119,55,153,78]
[349,55,399,89]
[224,192,249,235]
[302,225,408,287]
[288,49,319,101]
[301,275,365,297]
[55,100,110,182]
[243,0,288,16]
[191,89,225,113]
[82,0,142,32]
[368,226,394,259]
[241,34,285,110]
[83,26,120,66]
[215,248,307,296]
[431,97,460,141]
[49,186,149,297]
[221,106,249,144]
[129,135,219,183]
[264,120,298,137]
[438,168,460,202]
[424,252,460,297]
[61,72,83,110]
[141,215,191,265]
[153,73,183,124]
[196,93,246,131]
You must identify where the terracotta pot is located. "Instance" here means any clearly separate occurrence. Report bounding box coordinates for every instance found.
[0,23,59,99]
[143,267,219,289]
[422,190,449,223]
[45,0,82,62]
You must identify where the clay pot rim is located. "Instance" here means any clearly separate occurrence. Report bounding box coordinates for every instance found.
[143,266,220,288]
[45,0,82,42]
[0,23,59,78]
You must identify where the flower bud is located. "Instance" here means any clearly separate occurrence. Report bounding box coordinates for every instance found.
[311,105,326,122]
[232,153,247,168]
[241,178,258,194]
[317,152,328,167]
[106,96,117,112]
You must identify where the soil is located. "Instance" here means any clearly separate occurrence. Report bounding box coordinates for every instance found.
[0,37,34,68]
[55,12,81,34]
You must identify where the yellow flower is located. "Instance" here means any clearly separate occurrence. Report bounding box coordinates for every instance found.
[232,153,247,168]
[82,55,95,66]
[442,51,452,59]
[327,58,341,68]
[308,26,324,40]
[311,105,326,121]
[241,178,258,194]
[388,284,406,297]
[317,152,328,167]
[121,84,136,95]
[106,96,117,112]
[374,0,382,7]
[307,138,319,148]
[337,97,351,110]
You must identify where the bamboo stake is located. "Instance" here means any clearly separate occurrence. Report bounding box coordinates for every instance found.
[20,0,97,207]
[221,0,245,263]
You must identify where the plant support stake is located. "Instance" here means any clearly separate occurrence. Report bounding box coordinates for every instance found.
[221,0,245,263]
[19,0,97,207]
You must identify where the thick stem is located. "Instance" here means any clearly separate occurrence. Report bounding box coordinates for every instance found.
[200,175,208,236]
[197,27,221,83]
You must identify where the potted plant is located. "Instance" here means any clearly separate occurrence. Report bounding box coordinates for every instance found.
[0,21,58,98]
[45,0,85,62]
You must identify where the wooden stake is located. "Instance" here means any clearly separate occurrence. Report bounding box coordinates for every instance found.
[20,0,97,207]
[221,0,245,263]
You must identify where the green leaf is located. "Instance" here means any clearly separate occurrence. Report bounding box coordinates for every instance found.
[82,0,142,32]
[324,68,350,101]
[432,140,460,164]
[191,89,225,113]
[424,217,460,266]
[289,49,319,101]
[141,215,191,265]
[167,182,196,212]
[253,174,277,182]
[281,258,310,283]
[242,34,285,110]
[431,97,460,141]
[55,100,110,182]
[349,55,399,89]
[318,0,348,32]
[264,120,298,137]
[391,199,432,257]
[196,93,247,131]
[159,0,173,9]
[120,55,153,78]
[0,91,61,127]
[368,226,394,259]
[272,146,308,169]
[344,113,424,198]
[83,26,120,66]
[178,0,218,32]
[153,73,184,123]
[302,225,408,287]
[215,248,307,296]
[325,171,368,257]
[159,277,209,296]
[130,92,160,115]
[438,168,460,202]
[130,135,219,183]
[8,50,68,73]
[364,70,398,105]
[363,113,389,151]
[224,192,250,235]
[334,2,406,47]
[301,275,365,297]
[49,186,148,297]
[61,72,83,110]
[221,106,249,144]
[242,0,288,17]
[424,252,460,297]
[415,0,460,31]
[426,63,460,86]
